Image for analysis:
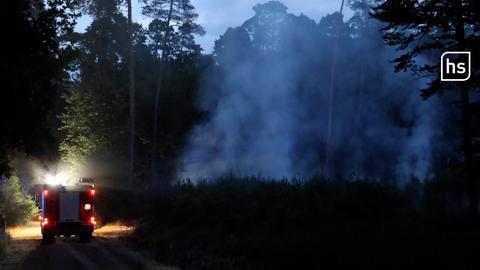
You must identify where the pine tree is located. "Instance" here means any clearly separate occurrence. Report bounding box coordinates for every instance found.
[127,0,136,185]
[372,0,480,220]
[140,0,204,182]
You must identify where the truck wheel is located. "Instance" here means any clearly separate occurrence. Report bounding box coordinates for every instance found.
[42,233,55,244]
[79,233,92,243]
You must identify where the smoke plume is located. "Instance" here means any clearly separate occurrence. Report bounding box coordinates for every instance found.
[179,1,450,182]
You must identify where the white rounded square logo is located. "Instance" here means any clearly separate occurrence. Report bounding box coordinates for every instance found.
[441,51,471,82]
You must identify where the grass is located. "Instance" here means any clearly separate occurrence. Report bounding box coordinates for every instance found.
[127,176,479,269]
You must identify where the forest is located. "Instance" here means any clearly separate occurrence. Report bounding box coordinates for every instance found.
[1,0,480,269]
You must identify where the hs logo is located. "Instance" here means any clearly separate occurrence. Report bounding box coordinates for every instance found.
[441,51,471,81]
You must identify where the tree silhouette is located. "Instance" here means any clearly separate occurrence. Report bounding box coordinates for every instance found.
[127,0,136,185]
[372,0,480,219]
[59,1,132,173]
[140,0,204,182]
[0,0,77,176]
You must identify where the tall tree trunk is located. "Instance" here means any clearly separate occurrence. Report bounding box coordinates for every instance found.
[323,0,345,178]
[151,0,175,182]
[454,0,478,221]
[127,0,135,184]
[151,67,162,182]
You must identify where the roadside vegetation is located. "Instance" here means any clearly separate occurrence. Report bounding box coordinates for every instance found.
[130,175,480,269]
[0,176,37,227]
[0,176,36,259]
[0,231,8,258]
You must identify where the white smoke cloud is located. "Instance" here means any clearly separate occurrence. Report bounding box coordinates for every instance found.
[179,1,450,183]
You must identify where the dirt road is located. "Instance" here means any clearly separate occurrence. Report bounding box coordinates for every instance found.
[2,223,175,270]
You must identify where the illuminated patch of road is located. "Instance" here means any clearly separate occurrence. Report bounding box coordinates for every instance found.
[93,223,135,238]
[6,222,134,240]
[3,223,176,270]
[6,222,41,239]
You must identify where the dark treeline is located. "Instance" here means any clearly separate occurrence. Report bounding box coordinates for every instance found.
[1,0,479,207]
[1,0,479,189]
[1,0,209,185]
[1,0,78,175]
[58,0,208,184]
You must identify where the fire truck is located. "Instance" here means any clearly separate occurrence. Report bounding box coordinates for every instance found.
[40,180,96,244]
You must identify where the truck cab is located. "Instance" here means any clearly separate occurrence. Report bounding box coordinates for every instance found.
[41,183,96,243]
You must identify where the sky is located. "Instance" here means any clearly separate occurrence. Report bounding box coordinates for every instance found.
[76,0,352,53]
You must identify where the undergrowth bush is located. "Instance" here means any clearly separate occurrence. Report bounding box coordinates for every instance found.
[0,175,36,227]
